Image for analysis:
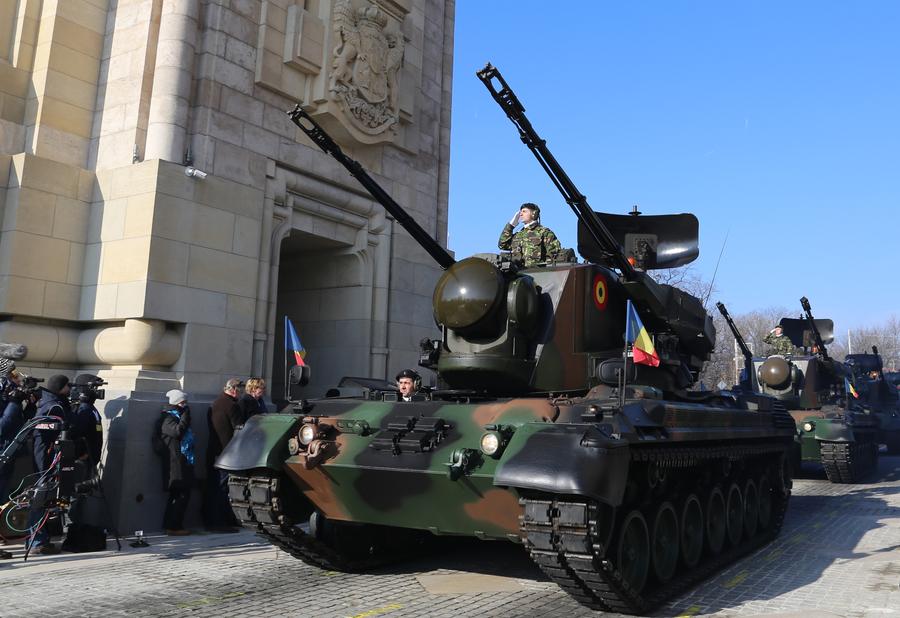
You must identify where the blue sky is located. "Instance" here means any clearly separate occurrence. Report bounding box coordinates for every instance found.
[447,2,900,331]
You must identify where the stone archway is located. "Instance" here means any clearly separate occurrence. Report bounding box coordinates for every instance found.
[263,165,395,405]
[272,230,370,401]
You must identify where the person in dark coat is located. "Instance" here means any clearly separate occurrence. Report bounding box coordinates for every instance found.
[28,374,73,554]
[70,375,104,466]
[0,370,37,503]
[238,377,268,421]
[203,378,243,531]
[33,375,73,473]
[159,389,194,535]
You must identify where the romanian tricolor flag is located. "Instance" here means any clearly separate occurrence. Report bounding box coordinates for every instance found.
[844,377,859,399]
[625,300,660,367]
[284,316,306,367]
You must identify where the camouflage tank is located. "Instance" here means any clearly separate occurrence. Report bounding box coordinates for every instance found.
[717,299,879,483]
[845,347,900,454]
[217,64,795,615]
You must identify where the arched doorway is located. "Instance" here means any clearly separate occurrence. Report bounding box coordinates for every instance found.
[271,229,376,403]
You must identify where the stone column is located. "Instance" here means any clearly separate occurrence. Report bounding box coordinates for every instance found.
[144,0,198,162]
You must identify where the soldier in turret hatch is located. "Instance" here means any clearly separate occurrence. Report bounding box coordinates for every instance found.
[396,369,421,402]
[764,325,794,356]
[498,202,563,267]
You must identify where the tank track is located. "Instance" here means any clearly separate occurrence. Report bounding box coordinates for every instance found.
[227,474,396,572]
[884,432,900,455]
[520,442,791,615]
[820,441,877,483]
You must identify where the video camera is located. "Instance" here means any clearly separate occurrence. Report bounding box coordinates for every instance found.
[6,375,44,403]
[70,374,107,405]
[55,430,102,498]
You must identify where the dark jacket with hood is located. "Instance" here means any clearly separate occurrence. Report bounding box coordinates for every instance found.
[33,389,73,472]
[160,405,193,490]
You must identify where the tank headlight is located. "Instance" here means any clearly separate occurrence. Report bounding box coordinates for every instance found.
[299,423,317,445]
[480,431,502,457]
[802,421,815,432]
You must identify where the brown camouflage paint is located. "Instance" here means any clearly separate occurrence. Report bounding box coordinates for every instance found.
[284,461,351,520]
[472,399,555,426]
[463,488,523,534]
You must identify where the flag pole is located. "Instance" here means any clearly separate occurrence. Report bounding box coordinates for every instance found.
[620,339,629,411]
[621,300,632,410]
[283,315,289,402]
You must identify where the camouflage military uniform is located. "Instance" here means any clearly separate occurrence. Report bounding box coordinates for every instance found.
[498,222,563,267]
[764,332,794,356]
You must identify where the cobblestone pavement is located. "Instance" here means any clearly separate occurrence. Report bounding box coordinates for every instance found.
[3,456,899,618]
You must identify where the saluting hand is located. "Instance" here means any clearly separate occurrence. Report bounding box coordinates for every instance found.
[509,210,521,226]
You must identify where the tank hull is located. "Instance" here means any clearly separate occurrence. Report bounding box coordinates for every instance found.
[790,408,879,482]
[219,391,794,614]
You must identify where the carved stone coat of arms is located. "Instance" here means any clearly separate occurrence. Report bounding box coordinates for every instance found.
[329,0,405,135]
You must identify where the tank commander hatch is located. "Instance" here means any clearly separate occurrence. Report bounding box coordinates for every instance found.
[764,325,794,356]
[498,202,564,267]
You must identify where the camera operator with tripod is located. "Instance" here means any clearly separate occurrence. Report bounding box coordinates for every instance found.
[28,374,74,554]
[62,374,107,552]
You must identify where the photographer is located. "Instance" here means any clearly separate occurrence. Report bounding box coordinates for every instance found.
[58,374,107,553]
[0,370,38,502]
[70,375,104,466]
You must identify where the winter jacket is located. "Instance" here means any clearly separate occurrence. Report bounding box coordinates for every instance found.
[33,389,73,472]
[159,406,194,490]
[238,393,267,422]
[207,393,242,470]
[73,402,103,465]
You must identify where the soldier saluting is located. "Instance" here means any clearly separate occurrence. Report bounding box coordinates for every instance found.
[498,203,563,267]
[764,325,794,356]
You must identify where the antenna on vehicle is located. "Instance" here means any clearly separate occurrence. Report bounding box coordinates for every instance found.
[703,228,729,308]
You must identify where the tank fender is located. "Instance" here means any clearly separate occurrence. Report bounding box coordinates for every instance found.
[215,414,301,471]
[801,417,856,443]
[494,423,630,506]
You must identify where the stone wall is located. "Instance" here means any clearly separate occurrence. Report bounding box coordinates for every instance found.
[0,0,454,533]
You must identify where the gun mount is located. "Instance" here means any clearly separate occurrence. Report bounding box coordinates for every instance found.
[477,63,715,386]
[799,296,832,360]
[716,302,753,390]
[287,106,455,270]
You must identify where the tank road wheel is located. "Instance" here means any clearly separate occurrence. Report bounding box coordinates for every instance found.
[616,510,650,594]
[742,479,759,539]
[705,487,726,556]
[680,494,704,569]
[651,502,679,583]
[757,475,773,531]
[725,483,744,547]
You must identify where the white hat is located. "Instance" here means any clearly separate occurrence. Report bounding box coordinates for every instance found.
[166,389,188,405]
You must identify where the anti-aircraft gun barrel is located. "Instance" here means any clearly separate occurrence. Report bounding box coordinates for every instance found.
[716,302,753,385]
[872,345,886,378]
[476,64,636,280]
[286,105,455,270]
[799,296,831,361]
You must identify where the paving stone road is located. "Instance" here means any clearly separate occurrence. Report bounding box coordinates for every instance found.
[2,456,899,618]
